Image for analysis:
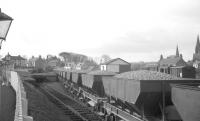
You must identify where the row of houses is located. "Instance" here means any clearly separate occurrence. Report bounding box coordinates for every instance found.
[1,35,199,77]
[95,52,195,78]
[0,53,61,70]
[28,55,61,69]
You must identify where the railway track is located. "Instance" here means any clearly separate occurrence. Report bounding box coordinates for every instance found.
[38,84,103,121]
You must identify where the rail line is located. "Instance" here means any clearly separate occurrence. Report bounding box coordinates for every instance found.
[38,84,103,121]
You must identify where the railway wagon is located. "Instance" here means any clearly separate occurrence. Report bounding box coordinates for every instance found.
[62,71,66,79]
[102,70,200,120]
[64,71,68,79]
[170,66,195,78]
[71,70,91,86]
[61,71,67,79]
[81,70,116,97]
[171,84,200,121]
[60,70,63,77]
[55,69,72,82]
[66,70,72,81]
[54,68,64,77]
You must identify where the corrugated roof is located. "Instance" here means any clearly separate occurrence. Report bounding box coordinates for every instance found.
[88,70,116,75]
[115,70,181,80]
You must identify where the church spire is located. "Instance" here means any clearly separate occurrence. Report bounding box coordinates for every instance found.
[195,34,200,54]
[176,45,179,57]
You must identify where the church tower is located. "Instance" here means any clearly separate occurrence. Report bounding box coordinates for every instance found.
[195,34,200,54]
[193,34,200,61]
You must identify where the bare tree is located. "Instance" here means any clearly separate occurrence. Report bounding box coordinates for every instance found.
[101,54,111,63]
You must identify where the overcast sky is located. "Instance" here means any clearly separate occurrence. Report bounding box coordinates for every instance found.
[1,0,200,62]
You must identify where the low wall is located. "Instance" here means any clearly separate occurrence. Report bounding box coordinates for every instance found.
[7,71,33,121]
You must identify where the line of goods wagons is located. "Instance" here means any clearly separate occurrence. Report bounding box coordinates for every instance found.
[56,69,200,120]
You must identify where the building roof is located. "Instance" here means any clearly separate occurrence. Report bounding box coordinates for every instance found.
[115,70,181,80]
[88,70,116,75]
[159,57,184,66]
[29,57,37,61]
[2,54,26,61]
[101,58,130,65]
[73,70,91,74]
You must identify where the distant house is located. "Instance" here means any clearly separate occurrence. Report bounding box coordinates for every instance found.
[2,53,27,68]
[28,56,37,67]
[64,62,75,70]
[158,46,187,74]
[46,56,60,68]
[64,62,85,70]
[47,59,58,67]
[100,58,131,73]
[158,56,187,73]
[75,63,83,70]
[35,55,46,70]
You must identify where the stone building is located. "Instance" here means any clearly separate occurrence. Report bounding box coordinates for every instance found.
[100,58,131,73]
[158,46,187,74]
[2,53,27,69]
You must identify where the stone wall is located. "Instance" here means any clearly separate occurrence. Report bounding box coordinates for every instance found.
[7,71,33,121]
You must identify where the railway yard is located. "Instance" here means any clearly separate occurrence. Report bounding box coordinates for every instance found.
[16,66,200,121]
[20,72,104,121]
[2,3,200,121]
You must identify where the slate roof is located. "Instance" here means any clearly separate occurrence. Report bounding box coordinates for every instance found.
[158,57,184,66]
[12,56,26,60]
[2,55,26,61]
[101,58,130,65]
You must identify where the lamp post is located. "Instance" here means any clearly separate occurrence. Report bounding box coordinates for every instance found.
[0,8,13,49]
[0,8,13,85]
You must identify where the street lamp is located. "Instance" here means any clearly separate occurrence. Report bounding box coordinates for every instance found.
[0,8,13,49]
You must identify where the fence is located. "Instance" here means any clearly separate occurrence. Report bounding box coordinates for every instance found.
[7,71,33,121]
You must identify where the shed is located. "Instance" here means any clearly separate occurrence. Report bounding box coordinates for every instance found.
[100,58,131,73]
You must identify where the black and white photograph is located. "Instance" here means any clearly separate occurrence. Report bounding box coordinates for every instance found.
[0,0,200,121]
